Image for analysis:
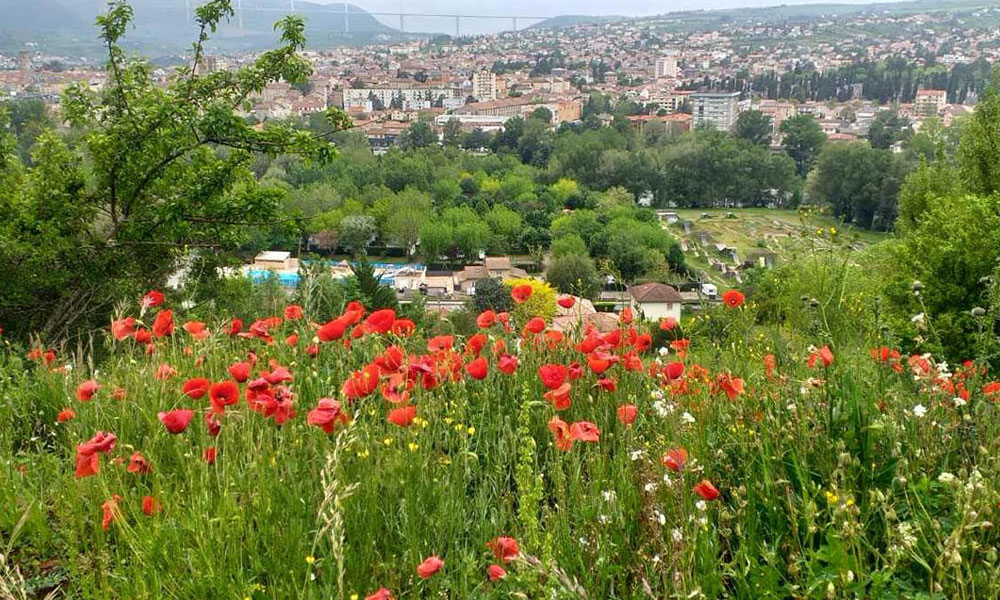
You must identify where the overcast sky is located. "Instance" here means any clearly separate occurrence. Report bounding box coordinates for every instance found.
[301,0,900,35]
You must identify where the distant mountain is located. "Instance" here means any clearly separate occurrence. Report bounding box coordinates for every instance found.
[0,0,83,31]
[1,0,397,54]
[528,14,624,30]
[527,0,996,32]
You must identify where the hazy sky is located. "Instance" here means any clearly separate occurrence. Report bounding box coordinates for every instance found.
[301,0,900,35]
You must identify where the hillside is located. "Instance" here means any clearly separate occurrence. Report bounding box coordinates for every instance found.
[528,0,999,33]
[0,0,397,53]
[664,208,887,286]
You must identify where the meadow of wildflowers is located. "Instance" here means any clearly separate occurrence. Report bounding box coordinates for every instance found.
[3,281,1000,599]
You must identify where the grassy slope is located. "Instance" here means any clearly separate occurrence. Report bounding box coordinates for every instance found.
[666,208,888,285]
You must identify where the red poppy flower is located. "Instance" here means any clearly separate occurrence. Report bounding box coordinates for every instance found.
[487,564,507,580]
[416,555,444,578]
[182,377,211,399]
[693,479,720,501]
[203,446,217,465]
[142,495,162,516]
[548,416,573,451]
[57,408,76,423]
[285,333,299,347]
[557,296,575,309]
[228,361,251,383]
[158,409,195,434]
[342,364,381,399]
[465,357,489,380]
[75,431,117,478]
[111,317,136,341]
[284,304,304,320]
[205,412,221,437]
[208,380,240,414]
[101,494,122,531]
[984,381,1000,399]
[808,345,835,368]
[617,404,637,427]
[134,328,152,344]
[486,536,520,562]
[262,364,294,384]
[586,352,614,375]
[620,306,634,323]
[543,382,572,411]
[570,421,600,443]
[476,310,498,329]
[722,289,745,308]
[716,373,744,400]
[365,588,393,600]
[670,339,690,359]
[510,284,533,304]
[152,309,174,338]
[381,373,412,404]
[76,380,100,402]
[659,317,678,331]
[388,405,416,427]
[568,361,583,380]
[142,290,164,308]
[391,319,416,336]
[465,333,488,357]
[497,355,518,375]
[538,364,568,390]
[664,361,685,380]
[662,448,688,472]
[363,309,396,335]
[317,317,348,342]
[228,318,244,336]
[596,378,617,392]
[634,333,652,352]
[127,451,152,474]
[427,335,454,353]
[525,317,546,334]
[183,321,210,340]
[307,398,352,433]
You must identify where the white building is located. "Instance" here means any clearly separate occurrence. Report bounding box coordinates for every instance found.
[691,91,742,131]
[654,54,679,80]
[472,70,497,102]
[628,283,683,322]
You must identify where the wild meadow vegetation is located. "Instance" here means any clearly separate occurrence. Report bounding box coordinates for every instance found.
[4,2,1000,599]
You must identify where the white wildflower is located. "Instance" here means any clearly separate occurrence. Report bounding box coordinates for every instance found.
[912,404,927,418]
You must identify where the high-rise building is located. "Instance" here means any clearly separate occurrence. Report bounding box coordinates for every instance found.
[914,89,947,117]
[472,70,497,102]
[654,54,678,80]
[691,92,741,131]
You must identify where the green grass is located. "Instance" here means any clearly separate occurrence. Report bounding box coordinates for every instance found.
[667,208,888,285]
[2,287,999,599]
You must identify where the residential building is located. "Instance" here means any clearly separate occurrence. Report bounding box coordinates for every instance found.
[472,70,497,102]
[691,91,741,131]
[914,89,947,116]
[654,54,678,80]
[628,282,684,322]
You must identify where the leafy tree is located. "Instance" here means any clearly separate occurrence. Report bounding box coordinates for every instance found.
[867,109,910,150]
[471,277,513,313]
[958,68,1000,196]
[550,233,588,258]
[781,114,826,176]
[808,141,909,230]
[0,0,348,340]
[530,106,553,123]
[399,121,436,150]
[442,118,463,147]
[461,128,491,150]
[454,221,492,260]
[339,215,377,255]
[608,235,649,282]
[733,110,773,147]
[546,253,600,298]
[419,220,452,264]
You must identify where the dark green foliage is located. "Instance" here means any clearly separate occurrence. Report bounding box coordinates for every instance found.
[808,141,910,230]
